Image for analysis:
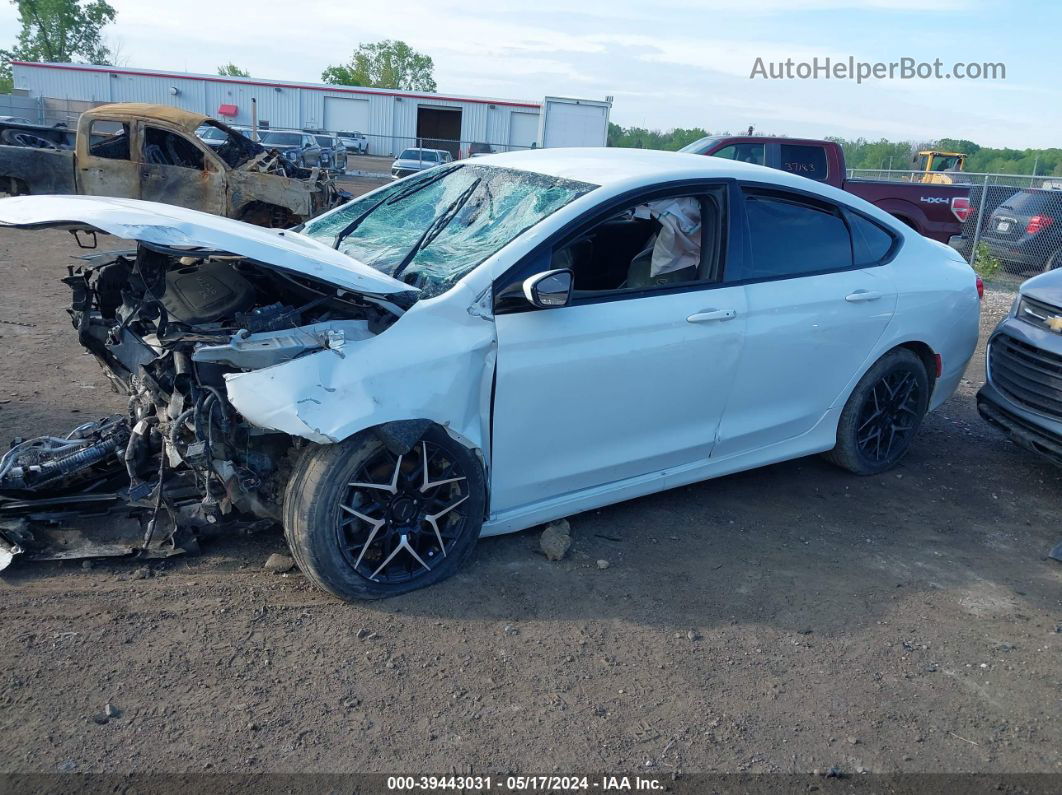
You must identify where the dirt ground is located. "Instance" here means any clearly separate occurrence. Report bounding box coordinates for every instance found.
[0,222,1059,778]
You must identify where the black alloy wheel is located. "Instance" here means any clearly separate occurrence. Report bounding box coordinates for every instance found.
[284,426,485,600]
[824,348,930,475]
[854,368,923,465]
[336,439,471,584]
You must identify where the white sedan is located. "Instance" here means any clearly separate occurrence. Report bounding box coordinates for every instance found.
[0,149,980,599]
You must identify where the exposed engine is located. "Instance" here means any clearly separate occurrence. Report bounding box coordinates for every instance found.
[0,242,396,565]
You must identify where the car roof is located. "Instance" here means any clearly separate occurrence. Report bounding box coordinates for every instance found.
[480,147,820,190]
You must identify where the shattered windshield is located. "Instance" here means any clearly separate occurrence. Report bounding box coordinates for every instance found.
[301,164,597,298]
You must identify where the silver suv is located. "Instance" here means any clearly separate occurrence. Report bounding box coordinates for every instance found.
[979,270,1062,464]
[391,147,452,179]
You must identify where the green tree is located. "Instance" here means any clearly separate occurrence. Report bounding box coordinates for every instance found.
[605,124,1062,178]
[322,40,436,92]
[1,0,117,92]
[607,122,710,151]
[217,62,249,77]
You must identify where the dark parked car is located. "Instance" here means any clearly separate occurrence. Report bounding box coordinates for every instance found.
[978,189,1062,274]
[259,130,322,168]
[312,134,346,173]
[979,268,1062,464]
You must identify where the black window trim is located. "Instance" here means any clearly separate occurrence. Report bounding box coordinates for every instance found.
[724,180,902,287]
[493,178,742,314]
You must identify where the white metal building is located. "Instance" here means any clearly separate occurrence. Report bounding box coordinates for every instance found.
[10,61,611,157]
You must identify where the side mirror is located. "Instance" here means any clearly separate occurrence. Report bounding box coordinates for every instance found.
[522,269,573,309]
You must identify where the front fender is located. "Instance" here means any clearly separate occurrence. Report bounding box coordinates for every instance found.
[228,169,314,218]
[224,285,497,463]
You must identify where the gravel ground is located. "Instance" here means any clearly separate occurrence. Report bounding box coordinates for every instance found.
[0,224,1059,777]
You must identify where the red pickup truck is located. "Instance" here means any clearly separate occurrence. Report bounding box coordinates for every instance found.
[679,136,971,243]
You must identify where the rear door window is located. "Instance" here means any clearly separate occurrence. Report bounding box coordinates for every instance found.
[742,190,853,279]
[779,144,829,182]
[711,143,765,166]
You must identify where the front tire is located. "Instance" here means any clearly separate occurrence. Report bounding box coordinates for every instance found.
[823,348,930,475]
[283,426,485,600]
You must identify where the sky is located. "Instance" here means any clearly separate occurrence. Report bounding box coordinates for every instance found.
[2,0,1059,148]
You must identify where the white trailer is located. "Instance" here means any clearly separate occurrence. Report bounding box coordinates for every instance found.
[538,96,611,149]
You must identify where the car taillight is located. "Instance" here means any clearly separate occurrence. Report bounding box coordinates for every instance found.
[1026,214,1054,235]
[950,196,971,222]
[976,276,984,299]
[934,353,943,377]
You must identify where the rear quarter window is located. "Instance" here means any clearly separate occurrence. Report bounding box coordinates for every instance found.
[848,212,897,266]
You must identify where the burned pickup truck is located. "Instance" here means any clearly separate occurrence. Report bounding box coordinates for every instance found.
[0,104,345,226]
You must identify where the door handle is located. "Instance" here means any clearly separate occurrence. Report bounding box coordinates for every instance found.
[687,308,737,323]
[845,290,883,303]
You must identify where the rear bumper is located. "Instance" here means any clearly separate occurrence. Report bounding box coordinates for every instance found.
[979,237,1040,266]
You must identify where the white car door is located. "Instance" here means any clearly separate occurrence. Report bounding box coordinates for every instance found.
[713,188,899,458]
[490,186,748,515]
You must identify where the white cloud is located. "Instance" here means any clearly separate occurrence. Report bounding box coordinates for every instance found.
[0,0,1055,148]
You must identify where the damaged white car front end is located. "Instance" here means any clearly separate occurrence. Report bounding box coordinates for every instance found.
[0,164,593,598]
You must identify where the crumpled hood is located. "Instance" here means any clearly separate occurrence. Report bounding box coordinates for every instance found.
[0,195,417,298]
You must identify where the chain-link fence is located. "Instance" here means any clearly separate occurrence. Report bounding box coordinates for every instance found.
[240,130,533,175]
[849,168,1062,277]
[0,94,95,127]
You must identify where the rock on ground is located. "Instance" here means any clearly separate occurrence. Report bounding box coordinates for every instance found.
[264,553,296,574]
[540,519,572,561]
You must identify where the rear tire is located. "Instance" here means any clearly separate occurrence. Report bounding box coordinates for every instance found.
[823,348,930,475]
[283,426,485,601]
